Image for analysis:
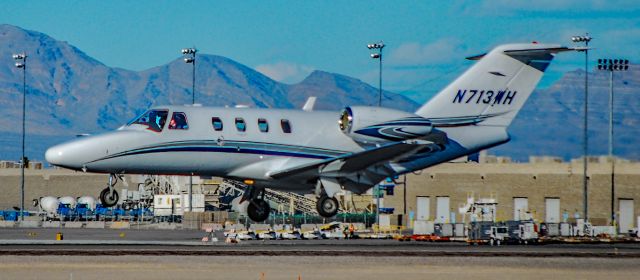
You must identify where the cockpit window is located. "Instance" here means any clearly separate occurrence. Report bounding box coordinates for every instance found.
[168,112,189,130]
[258,118,269,133]
[235,118,246,132]
[128,109,168,132]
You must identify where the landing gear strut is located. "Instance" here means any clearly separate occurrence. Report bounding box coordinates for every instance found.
[316,195,339,218]
[100,174,119,207]
[244,186,271,222]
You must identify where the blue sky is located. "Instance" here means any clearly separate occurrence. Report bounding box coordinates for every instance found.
[1,0,638,103]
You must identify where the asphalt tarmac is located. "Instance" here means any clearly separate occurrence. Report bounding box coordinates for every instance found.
[0,228,639,258]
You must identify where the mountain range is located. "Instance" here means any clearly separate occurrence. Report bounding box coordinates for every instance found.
[0,24,638,162]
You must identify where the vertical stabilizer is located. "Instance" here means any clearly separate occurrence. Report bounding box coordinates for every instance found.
[415,43,571,127]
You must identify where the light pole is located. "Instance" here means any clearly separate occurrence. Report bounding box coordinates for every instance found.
[12,52,27,221]
[181,48,197,104]
[367,42,384,232]
[571,34,591,220]
[597,58,629,227]
[367,42,385,107]
[182,47,197,212]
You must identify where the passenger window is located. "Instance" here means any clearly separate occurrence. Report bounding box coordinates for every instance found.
[281,119,292,133]
[128,109,168,132]
[235,118,246,132]
[168,112,189,130]
[212,117,223,131]
[258,118,269,133]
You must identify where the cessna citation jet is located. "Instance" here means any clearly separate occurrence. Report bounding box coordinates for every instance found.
[45,43,577,222]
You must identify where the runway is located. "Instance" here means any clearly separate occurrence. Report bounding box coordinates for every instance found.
[0,228,639,258]
[1,228,639,280]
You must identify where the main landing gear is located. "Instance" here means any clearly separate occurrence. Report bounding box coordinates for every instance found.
[99,174,119,207]
[316,195,339,218]
[242,185,271,222]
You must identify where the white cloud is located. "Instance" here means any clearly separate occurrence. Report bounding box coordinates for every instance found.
[387,38,468,66]
[255,62,314,84]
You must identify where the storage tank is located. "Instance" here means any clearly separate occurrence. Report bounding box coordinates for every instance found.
[58,196,77,208]
[77,196,97,210]
[39,196,59,218]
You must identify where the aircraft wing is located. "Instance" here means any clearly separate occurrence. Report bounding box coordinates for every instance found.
[269,139,437,194]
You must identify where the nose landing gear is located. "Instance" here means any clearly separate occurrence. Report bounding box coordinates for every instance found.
[99,174,120,207]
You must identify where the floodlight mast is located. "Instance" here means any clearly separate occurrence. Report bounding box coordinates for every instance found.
[12,52,27,221]
[571,34,591,221]
[597,58,629,228]
[367,41,385,233]
[367,42,385,107]
[181,47,197,212]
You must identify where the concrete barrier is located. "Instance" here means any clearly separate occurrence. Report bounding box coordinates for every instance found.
[42,221,62,228]
[64,222,84,228]
[0,221,16,228]
[201,223,223,231]
[85,221,105,229]
[249,224,270,231]
[153,223,179,230]
[109,221,131,229]
[18,221,41,228]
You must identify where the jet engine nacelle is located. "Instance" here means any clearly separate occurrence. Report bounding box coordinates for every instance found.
[338,106,433,144]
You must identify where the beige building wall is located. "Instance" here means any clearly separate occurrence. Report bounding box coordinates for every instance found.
[386,162,640,226]
[0,169,129,210]
[1,162,639,229]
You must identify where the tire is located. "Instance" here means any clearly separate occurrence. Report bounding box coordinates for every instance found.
[100,188,119,207]
[316,196,339,218]
[247,199,270,222]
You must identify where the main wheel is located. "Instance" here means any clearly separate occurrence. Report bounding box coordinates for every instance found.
[100,188,119,207]
[247,199,270,222]
[316,196,339,218]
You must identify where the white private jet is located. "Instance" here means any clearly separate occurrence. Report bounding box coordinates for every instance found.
[45,43,576,221]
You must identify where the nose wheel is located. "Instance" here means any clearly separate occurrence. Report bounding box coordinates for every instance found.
[100,174,119,207]
[316,195,339,218]
[100,188,119,207]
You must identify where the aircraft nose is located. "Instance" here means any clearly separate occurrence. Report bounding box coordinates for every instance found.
[45,145,65,166]
[45,142,85,169]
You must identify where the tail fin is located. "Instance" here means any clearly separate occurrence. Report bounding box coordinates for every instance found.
[415,43,573,127]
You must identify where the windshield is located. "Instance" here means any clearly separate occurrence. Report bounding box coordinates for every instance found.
[127,109,168,132]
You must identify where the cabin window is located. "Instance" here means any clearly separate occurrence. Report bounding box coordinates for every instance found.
[258,118,269,133]
[281,119,292,133]
[212,117,223,131]
[128,109,168,132]
[235,118,246,132]
[168,112,189,130]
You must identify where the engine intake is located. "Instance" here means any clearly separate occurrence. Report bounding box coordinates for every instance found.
[339,106,433,144]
